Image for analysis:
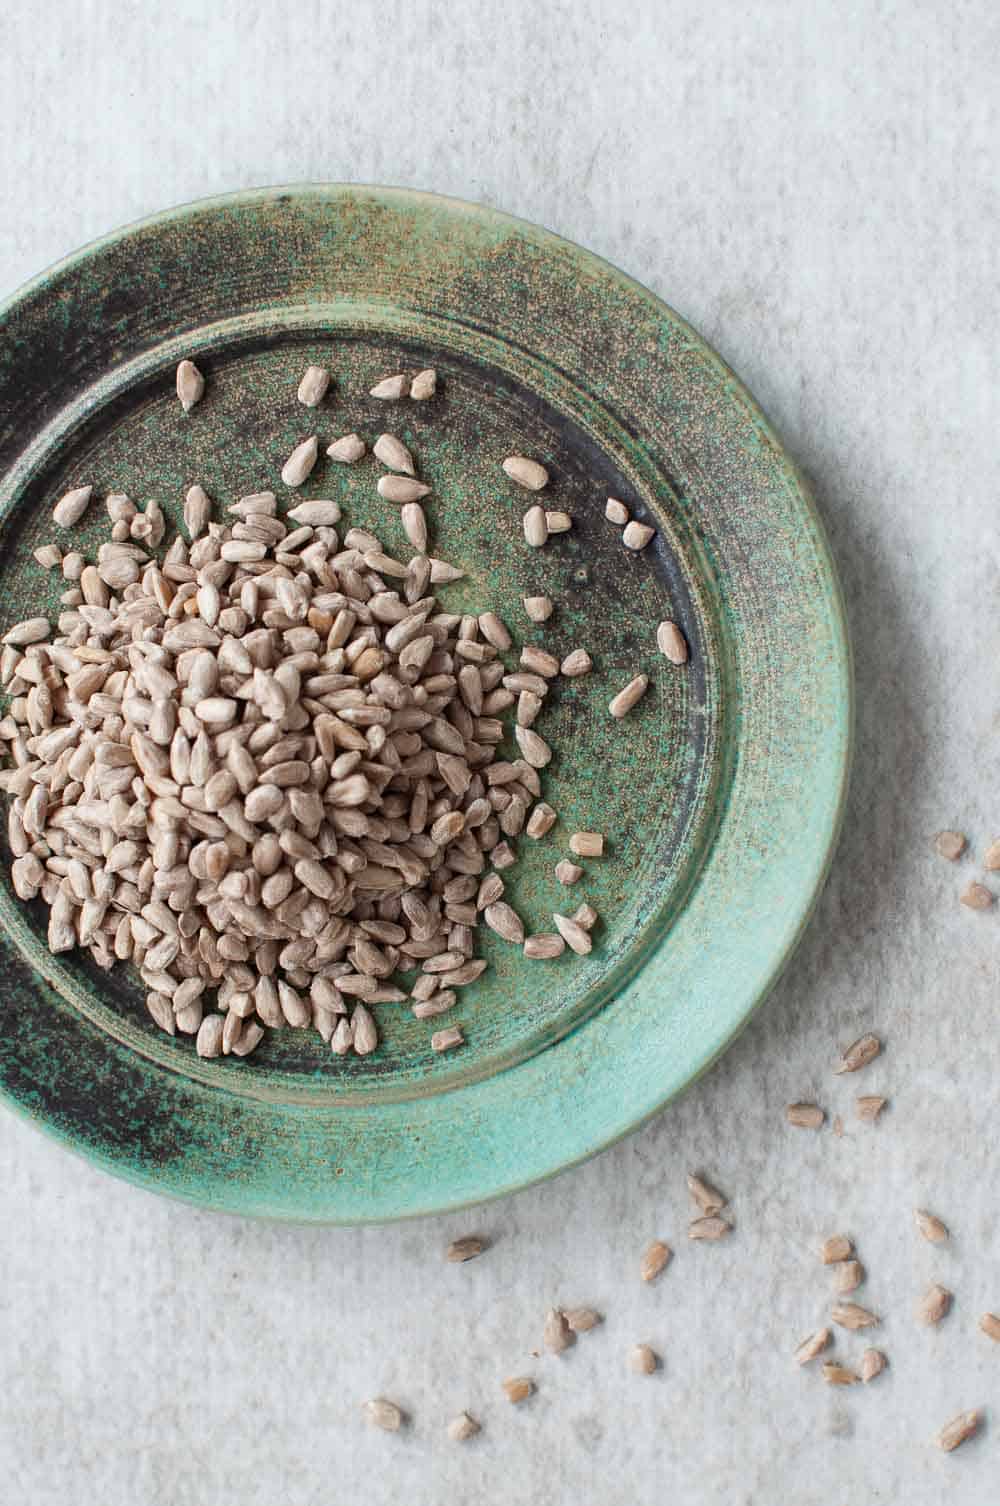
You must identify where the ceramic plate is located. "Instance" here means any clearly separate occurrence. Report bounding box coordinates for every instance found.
[0,186,851,1220]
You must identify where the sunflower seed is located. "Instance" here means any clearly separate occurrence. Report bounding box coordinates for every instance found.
[979,1313,1000,1342]
[564,1307,603,1333]
[545,510,572,533]
[822,1361,859,1386]
[555,859,583,885]
[523,933,565,959]
[377,474,430,503]
[176,360,205,412]
[794,1328,831,1365]
[688,1216,732,1241]
[523,505,548,548]
[861,1347,887,1382]
[623,521,655,550]
[447,1412,480,1442]
[934,829,966,860]
[3,618,50,646]
[833,1260,864,1295]
[287,499,341,526]
[327,433,367,463]
[432,1026,464,1052]
[832,1302,879,1331]
[196,1013,225,1057]
[569,831,603,858]
[915,1209,949,1244]
[526,802,556,838]
[560,649,592,677]
[856,1095,887,1122]
[936,1410,980,1452]
[571,903,597,930]
[629,1344,657,1375]
[687,1174,726,1215]
[370,373,410,400]
[281,436,319,488]
[447,1236,485,1263]
[52,485,94,528]
[820,1234,853,1264]
[834,1034,881,1074]
[34,544,62,569]
[608,674,648,718]
[544,1308,572,1354]
[503,456,548,491]
[917,1283,952,1325]
[523,595,553,622]
[786,1102,825,1128]
[605,497,629,524]
[484,902,524,943]
[515,726,551,768]
[640,1240,672,1282]
[502,1377,534,1404]
[297,365,331,407]
[410,368,437,400]
[373,434,416,475]
[553,912,591,955]
[362,1398,403,1432]
[960,880,994,910]
[400,502,428,552]
[657,620,689,664]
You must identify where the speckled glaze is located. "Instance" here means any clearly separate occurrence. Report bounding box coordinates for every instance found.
[0,186,851,1220]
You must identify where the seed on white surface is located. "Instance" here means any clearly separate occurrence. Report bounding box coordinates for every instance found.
[410,368,437,400]
[564,1307,603,1333]
[622,521,655,550]
[605,497,629,525]
[640,1240,672,1282]
[833,1260,864,1295]
[281,436,319,488]
[861,1348,887,1382]
[502,1377,534,1404]
[52,486,93,528]
[503,456,549,491]
[960,880,994,910]
[855,1095,887,1123]
[327,433,367,463]
[608,674,648,718]
[447,1236,485,1263]
[914,1209,949,1244]
[176,360,205,412]
[543,1308,572,1354]
[657,620,689,664]
[370,373,410,399]
[820,1234,853,1264]
[786,1102,825,1129]
[917,1284,952,1326]
[297,365,331,407]
[978,1313,1000,1343]
[936,1410,980,1453]
[822,1361,859,1386]
[934,829,966,860]
[362,1398,404,1432]
[794,1328,831,1366]
[688,1216,732,1241]
[834,1034,881,1074]
[832,1302,880,1332]
[447,1412,480,1442]
[523,595,553,622]
[629,1344,658,1375]
[687,1174,726,1215]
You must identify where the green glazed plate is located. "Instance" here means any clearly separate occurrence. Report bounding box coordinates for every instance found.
[0,186,851,1221]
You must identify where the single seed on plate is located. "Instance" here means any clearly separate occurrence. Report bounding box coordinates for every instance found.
[523,505,548,548]
[410,368,437,400]
[605,497,629,524]
[401,503,428,552]
[370,373,410,399]
[555,859,583,886]
[794,1327,831,1365]
[687,1174,726,1215]
[362,1398,403,1432]
[934,830,967,860]
[834,1033,881,1074]
[503,1377,534,1404]
[447,1236,485,1263]
[503,456,549,491]
[523,595,553,622]
[281,436,319,488]
[861,1348,887,1382]
[564,1307,603,1333]
[432,1026,465,1053]
[983,839,1000,870]
[546,510,572,533]
[833,1260,865,1295]
[561,649,592,677]
[34,544,62,569]
[657,620,689,664]
[378,474,430,503]
[640,1239,672,1282]
[629,1344,658,1375]
[831,1302,880,1331]
[915,1209,949,1244]
[608,674,648,718]
[822,1361,859,1386]
[623,520,655,550]
[571,902,597,930]
[978,1313,1000,1342]
[297,365,331,406]
[786,1102,825,1128]
[688,1216,732,1241]
[917,1283,952,1325]
[856,1095,887,1123]
[553,912,592,955]
[820,1234,853,1264]
[569,831,603,858]
[176,359,205,412]
[524,933,565,959]
[327,433,367,463]
[960,880,994,910]
[544,1308,572,1354]
[936,1410,980,1453]
[52,485,93,528]
[373,433,416,475]
[447,1412,480,1442]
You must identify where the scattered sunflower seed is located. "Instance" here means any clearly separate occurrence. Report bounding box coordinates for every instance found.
[362,1398,404,1432]
[545,510,572,533]
[960,880,994,910]
[622,521,655,550]
[861,1348,887,1382]
[917,1283,952,1326]
[432,1026,465,1053]
[856,1095,887,1123]
[656,620,689,665]
[914,1209,949,1244]
[934,830,967,860]
[33,544,62,569]
[564,1307,603,1333]
[523,595,553,622]
[553,912,592,955]
[569,831,603,858]
[605,497,629,524]
[608,674,648,718]
[297,365,331,407]
[447,1412,480,1442]
[560,649,592,677]
[524,933,565,959]
[52,486,93,528]
[447,1236,485,1263]
[834,1034,881,1074]
[280,436,319,488]
[820,1234,854,1264]
[979,1313,1000,1342]
[571,902,597,930]
[410,368,437,400]
[794,1327,831,1366]
[373,433,416,475]
[640,1239,672,1282]
[502,1376,534,1404]
[370,373,410,399]
[983,839,1000,870]
[555,859,583,885]
[629,1343,658,1375]
[176,360,205,412]
[936,1410,980,1453]
[378,474,431,503]
[786,1102,825,1128]
[687,1174,726,1215]
[822,1361,859,1386]
[833,1260,865,1295]
[831,1302,880,1331]
[503,456,549,491]
[544,1307,572,1354]
[688,1216,732,1242]
[327,433,367,463]
[523,505,548,548]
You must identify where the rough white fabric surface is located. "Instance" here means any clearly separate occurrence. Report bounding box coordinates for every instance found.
[0,2,996,1501]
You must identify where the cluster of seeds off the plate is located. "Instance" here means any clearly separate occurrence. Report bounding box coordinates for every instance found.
[0,358,690,1064]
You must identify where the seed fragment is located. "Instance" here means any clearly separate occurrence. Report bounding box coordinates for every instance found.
[687,1174,726,1215]
[564,1307,603,1333]
[831,1302,880,1331]
[833,1260,865,1295]
[503,456,549,491]
[983,839,1000,869]
[410,368,437,400]
[629,1344,658,1375]
[786,1102,825,1128]
[688,1216,732,1241]
[377,474,430,503]
[373,433,416,475]
[569,831,603,858]
[936,1410,980,1453]
[640,1239,672,1282]
[605,497,629,524]
[979,1313,1000,1342]
[502,1377,534,1404]
[523,595,553,622]
[608,674,648,718]
[34,543,62,569]
[571,903,598,930]
[52,486,93,528]
[861,1348,887,1382]
[917,1283,952,1325]
[447,1236,485,1263]
[657,620,689,664]
[560,649,592,677]
[934,829,967,860]
[622,521,655,550]
[960,880,994,910]
[544,1307,572,1354]
[370,373,410,400]
[555,859,583,885]
[553,912,592,955]
[526,802,556,839]
[822,1361,859,1386]
[523,505,548,548]
[281,436,319,488]
[176,360,205,412]
[794,1328,831,1365]
[820,1234,854,1264]
[834,1034,881,1074]
[856,1095,887,1123]
[432,1026,465,1053]
[327,433,367,463]
[447,1412,480,1442]
[362,1398,404,1432]
[914,1208,949,1244]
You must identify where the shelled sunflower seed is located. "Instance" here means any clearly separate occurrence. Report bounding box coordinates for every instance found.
[175,361,205,413]
[297,366,331,407]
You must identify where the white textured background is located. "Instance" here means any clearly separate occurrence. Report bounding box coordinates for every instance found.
[1,2,997,1502]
